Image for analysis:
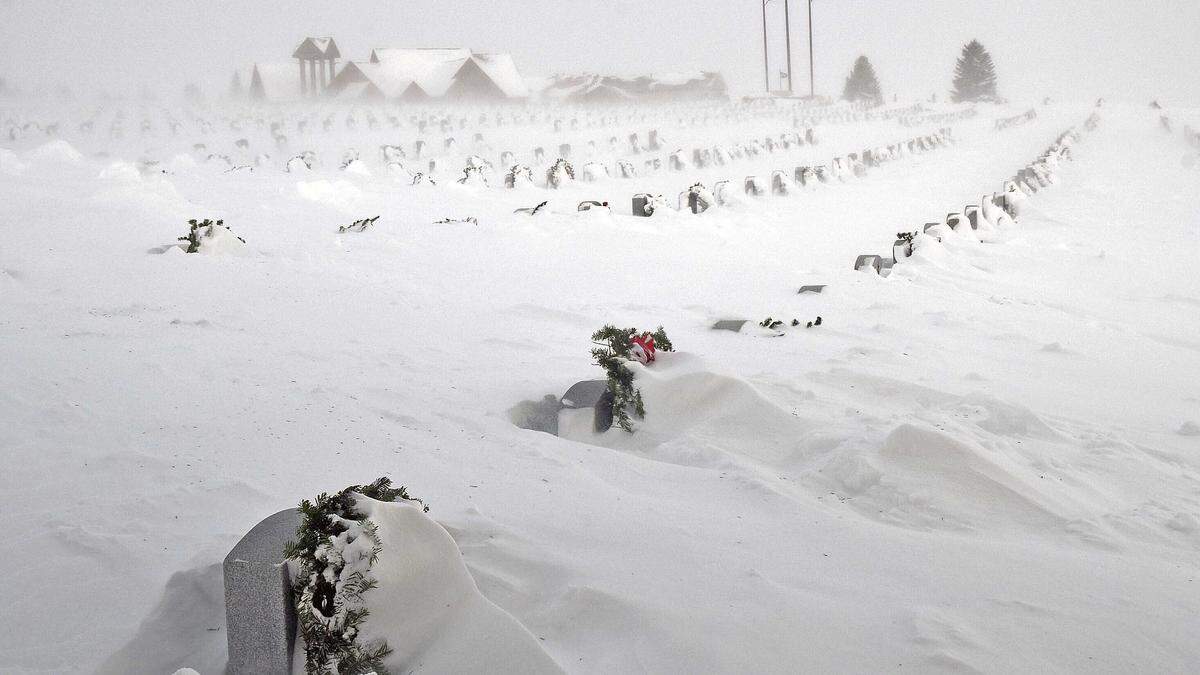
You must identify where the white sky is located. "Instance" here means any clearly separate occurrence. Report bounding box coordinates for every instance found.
[1,0,1197,104]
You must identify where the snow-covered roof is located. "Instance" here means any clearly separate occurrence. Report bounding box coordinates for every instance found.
[250,62,302,101]
[362,48,527,99]
[369,48,471,67]
[332,61,424,99]
[472,53,530,98]
[364,48,468,98]
[292,37,341,59]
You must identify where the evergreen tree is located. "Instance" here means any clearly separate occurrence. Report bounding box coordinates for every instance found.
[951,40,999,103]
[228,72,244,99]
[841,56,883,105]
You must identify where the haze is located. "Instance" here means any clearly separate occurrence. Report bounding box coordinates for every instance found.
[2,0,1198,104]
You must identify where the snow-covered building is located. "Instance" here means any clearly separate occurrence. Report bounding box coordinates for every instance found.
[538,72,728,104]
[245,38,529,103]
[292,37,340,96]
[327,48,529,102]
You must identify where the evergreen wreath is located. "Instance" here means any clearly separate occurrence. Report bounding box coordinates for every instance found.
[178,218,243,253]
[283,477,428,675]
[545,158,575,188]
[590,325,674,433]
[338,216,380,233]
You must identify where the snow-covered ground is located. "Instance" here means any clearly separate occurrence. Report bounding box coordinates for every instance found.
[1,99,1197,673]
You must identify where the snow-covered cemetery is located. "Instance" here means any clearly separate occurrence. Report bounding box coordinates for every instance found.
[2,2,1199,673]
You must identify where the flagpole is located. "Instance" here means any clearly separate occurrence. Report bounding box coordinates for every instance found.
[784,0,793,95]
[807,0,815,97]
[762,0,771,93]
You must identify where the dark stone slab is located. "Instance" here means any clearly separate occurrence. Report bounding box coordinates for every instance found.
[964,205,980,230]
[712,319,750,332]
[560,380,614,433]
[632,194,652,217]
[224,509,301,675]
[797,285,826,294]
[854,254,882,274]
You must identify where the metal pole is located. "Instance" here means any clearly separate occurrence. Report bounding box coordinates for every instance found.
[808,0,815,97]
[784,0,793,95]
[762,0,770,94]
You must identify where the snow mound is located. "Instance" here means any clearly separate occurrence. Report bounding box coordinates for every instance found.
[97,563,226,675]
[353,497,562,674]
[0,147,26,175]
[166,154,198,173]
[880,424,1066,526]
[560,353,809,469]
[27,139,84,165]
[296,179,364,212]
[98,161,143,183]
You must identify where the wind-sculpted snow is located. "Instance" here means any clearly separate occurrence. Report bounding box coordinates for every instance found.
[1,100,1198,673]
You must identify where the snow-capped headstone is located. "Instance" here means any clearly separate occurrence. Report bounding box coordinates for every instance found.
[854,254,883,274]
[560,380,614,433]
[632,194,652,217]
[223,508,301,675]
[964,205,980,230]
[744,176,767,196]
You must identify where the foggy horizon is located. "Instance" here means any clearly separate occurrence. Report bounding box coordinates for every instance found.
[3,0,1199,104]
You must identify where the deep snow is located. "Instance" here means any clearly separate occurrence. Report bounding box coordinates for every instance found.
[1,98,1198,673]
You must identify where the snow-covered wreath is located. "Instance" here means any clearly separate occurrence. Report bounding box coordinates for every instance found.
[590,325,674,432]
[283,477,428,675]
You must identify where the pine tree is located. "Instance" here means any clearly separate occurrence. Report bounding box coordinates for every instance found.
[841,56,882,105]
[951,40,999,103]
[228,72,244,99]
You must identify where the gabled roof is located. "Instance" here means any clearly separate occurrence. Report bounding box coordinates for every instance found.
[292,37,341,60]
[334,61,429,99]
[328,60,434,101]
[249,62,302,101]
[471,53,529,98]
[364,48,528,99]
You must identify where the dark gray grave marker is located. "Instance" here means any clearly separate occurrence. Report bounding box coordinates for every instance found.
[712,319,750,332]
[224,509,301,675]
[632,194,652,217]
[560,380,614,433]
[964,205,980,230]
[854,254,882,274]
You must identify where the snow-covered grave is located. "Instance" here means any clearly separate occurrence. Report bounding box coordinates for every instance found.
[3,93,1200,673]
